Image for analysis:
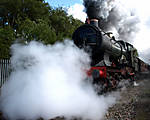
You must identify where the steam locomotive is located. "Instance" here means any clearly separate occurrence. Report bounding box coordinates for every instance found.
[72,17,149,93]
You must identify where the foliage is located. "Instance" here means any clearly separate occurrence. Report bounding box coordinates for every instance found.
[0,0,83,58]
[49,8,83,41]
[18,19,57,44]
[0,27,15,58]
[0,0,50,29]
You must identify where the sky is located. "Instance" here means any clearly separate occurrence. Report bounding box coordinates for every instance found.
[67,3,87,22]
[46,0,83,7]
[46,0,87,22]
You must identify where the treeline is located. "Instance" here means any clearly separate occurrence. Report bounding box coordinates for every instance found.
[0,0,83,58]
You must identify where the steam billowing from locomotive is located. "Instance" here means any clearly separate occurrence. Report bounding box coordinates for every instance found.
[83,0,140,43]
[1,0,150,119]
[84,0,114,19]
[83,0,150,63]
[0,40,117,120]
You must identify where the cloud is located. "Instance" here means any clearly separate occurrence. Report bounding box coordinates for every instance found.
[0,40,116,120]
[123,0,150,63]
[82,0,150,63]
[67,3,87,22]
[114,0,150,51]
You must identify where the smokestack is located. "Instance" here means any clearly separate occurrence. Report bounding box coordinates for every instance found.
[90,19,99,28]
[84,1,100,27]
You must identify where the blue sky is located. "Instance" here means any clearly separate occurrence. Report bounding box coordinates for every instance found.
[46,0,83,7]
[45,0,86,22]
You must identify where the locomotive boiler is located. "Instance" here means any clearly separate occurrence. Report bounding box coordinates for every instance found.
[72,19,138,68]
[72,5,149,93]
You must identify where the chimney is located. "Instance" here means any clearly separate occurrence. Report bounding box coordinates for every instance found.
[86,4,100,28]
[90,19,99,28]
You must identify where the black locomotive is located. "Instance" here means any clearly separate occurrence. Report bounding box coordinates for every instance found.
[72,11,149,92]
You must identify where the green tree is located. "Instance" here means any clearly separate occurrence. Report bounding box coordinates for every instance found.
[18,18,57,44]
[0,26,15,58]
[0,0,83,58]
[0,0,50,30]
[49,7,83,41]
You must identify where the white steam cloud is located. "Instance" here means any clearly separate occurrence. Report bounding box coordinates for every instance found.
[83,0,150,63]
[120,0,150,63]
[0,40,116,120]
[67,4,87,22]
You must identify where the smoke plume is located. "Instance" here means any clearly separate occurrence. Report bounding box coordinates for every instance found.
[83,0,140,43]
[84,0,115,19]
[83,0,150,63]
[0,40,116,120]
